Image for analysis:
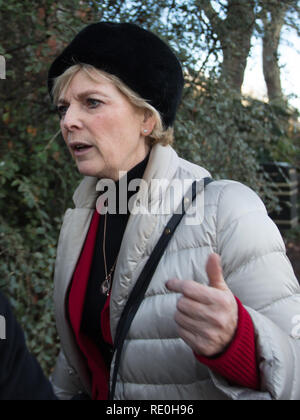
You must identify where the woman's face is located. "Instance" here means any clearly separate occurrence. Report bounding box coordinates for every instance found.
[57,70,151,180]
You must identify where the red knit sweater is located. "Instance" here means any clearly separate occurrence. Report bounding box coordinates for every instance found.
[68,210,260,400]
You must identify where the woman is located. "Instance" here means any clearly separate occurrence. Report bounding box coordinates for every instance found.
[48,22,300,400]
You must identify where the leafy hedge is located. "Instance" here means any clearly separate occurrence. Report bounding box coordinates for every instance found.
[0,131,81,373]
[175,75,299,213]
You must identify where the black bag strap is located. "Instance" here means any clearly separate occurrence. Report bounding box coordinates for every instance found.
[109,177,214,400]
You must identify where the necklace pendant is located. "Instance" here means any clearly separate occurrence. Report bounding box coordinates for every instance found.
[101,276,111,295]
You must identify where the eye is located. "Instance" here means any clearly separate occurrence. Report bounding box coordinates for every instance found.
[86,98,103,108]
[56,105,68,118]
[55,98,102,119]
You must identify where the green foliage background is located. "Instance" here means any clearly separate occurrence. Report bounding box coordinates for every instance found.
[0,0,299,376]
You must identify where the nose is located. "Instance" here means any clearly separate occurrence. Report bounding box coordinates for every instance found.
[62,104,84,132]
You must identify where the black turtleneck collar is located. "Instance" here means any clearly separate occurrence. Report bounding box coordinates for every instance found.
[99,151,151,215]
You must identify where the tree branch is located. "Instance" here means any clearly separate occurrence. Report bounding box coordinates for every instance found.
[4,36,49,55]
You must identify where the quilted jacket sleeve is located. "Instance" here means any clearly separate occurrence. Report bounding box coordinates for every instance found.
[211,181,300,400]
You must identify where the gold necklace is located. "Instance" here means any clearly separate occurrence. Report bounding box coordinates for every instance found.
[101,211,118,296]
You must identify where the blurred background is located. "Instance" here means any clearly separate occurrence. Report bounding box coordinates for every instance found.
[0,0,299,375]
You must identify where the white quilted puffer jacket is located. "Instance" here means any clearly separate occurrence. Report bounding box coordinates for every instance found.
[51,143,300,400]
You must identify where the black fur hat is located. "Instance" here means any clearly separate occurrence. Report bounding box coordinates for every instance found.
[47,22,184,128]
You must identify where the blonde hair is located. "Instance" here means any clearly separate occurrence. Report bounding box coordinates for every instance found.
[51,63,174,147]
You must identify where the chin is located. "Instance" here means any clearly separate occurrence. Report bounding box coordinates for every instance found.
[77,163,115,180]
[76,163,102,178]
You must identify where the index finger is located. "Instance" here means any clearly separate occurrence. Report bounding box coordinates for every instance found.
[166,278,214,304]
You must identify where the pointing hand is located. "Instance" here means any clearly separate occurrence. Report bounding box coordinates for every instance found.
[166,253,238,357]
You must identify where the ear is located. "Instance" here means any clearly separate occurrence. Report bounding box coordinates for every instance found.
[142,109,156,135]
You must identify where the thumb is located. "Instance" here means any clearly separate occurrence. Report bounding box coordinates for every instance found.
[206,253,228,291]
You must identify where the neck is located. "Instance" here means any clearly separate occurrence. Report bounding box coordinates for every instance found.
[109,143,151,182]
[97,150,151,215]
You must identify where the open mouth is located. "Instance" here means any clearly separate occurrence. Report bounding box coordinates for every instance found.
[70,143,93,155]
